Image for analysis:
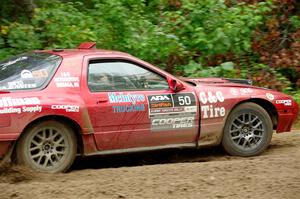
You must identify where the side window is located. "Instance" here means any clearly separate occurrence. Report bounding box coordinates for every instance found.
[88,61,169,92]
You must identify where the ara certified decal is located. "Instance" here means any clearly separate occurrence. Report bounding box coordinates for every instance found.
[0,97,42,114]
[148,94,173,109]
[275,99,292,106]
[148,93,197,131]
[51,105,80,112]
[148,93,197,115]
[266,93,274,101]
[54,72,79,88]
[199,91,226,119]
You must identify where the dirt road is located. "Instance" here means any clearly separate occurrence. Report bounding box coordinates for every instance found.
[0,130,300,199]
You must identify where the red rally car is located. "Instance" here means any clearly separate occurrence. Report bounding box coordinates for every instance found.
[0,42,298,173]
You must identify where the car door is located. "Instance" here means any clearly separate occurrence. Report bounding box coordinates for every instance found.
[82,56,199,151]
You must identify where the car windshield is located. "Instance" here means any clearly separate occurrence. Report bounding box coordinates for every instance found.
[0,53,62,91]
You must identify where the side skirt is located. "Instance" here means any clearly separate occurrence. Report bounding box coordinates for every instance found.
[85,143,196,156]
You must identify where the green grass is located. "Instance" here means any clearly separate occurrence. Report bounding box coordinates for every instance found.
[293,119,300,130]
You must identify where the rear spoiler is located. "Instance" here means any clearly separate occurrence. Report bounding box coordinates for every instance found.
[224,78,253,85]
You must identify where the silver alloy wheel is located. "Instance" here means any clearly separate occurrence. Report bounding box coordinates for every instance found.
[229,113,264,151]
[29,127,67,169]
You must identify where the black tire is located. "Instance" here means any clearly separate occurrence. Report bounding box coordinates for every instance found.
[222,102,273,156]
[16,120,77,173]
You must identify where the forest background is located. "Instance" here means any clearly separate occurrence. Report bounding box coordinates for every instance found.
[0,0,299,124]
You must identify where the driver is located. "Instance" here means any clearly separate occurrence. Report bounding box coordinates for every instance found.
[91,73,112,91]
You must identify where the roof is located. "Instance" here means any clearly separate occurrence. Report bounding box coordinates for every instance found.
[36,49,131,58]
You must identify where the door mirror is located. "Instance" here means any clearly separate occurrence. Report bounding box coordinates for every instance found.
[168,77,185,92]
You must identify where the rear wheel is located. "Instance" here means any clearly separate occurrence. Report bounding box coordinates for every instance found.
[16,120,77,173]
[222,102,273,156]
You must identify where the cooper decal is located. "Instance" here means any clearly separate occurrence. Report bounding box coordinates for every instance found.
[275,99,292,106]
[151,115,194,131]
[51,105,80,112]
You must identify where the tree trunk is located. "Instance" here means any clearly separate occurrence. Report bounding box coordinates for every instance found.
[13,0,36,18]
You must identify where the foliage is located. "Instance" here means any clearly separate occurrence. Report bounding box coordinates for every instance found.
[183,61,236,78]
[292,91,300,106]
[0,0,299,95]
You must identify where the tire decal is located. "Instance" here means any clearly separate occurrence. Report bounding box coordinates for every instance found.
[199,91,226,119]
[147,93,197,131]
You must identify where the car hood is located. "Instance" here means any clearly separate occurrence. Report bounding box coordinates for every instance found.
[181,77,260,88]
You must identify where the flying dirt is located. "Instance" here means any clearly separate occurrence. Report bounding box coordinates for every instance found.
[0,130,300,199]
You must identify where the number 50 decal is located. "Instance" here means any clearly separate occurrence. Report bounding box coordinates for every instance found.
[178,96,192,105]
[173,93,196,107]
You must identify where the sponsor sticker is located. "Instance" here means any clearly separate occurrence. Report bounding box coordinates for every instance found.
[275,99,292,106]
[108,93,145,104]
[0,97,40,107]
[0,97,42,114]
[240,88,253,95]
[230,88,253,96]
[107,92,146,113]
[151,114,194,131]
[2,56,27,69]
[32,69,49,78]
[51,105,80,112]
[54,72,80,88]
[199,91,226,119]
[148,93,197,131]
[148,93,197,116]
[230,88,239,96]
[21,70,33,79]
[266,93,274,101]
[112,104,145,113]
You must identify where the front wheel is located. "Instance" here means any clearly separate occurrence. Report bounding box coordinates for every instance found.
[16,120,77,173]
[222,102,273,156]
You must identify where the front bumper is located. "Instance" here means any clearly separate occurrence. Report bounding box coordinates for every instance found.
[276,101,299,133]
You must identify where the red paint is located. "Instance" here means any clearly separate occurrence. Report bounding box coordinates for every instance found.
[0,47,298,158]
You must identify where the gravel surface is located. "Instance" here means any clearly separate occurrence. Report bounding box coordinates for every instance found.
[0,130,299,199]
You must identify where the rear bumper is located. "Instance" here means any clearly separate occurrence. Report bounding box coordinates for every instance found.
[0,133,19,158]
[0,141,13,158]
